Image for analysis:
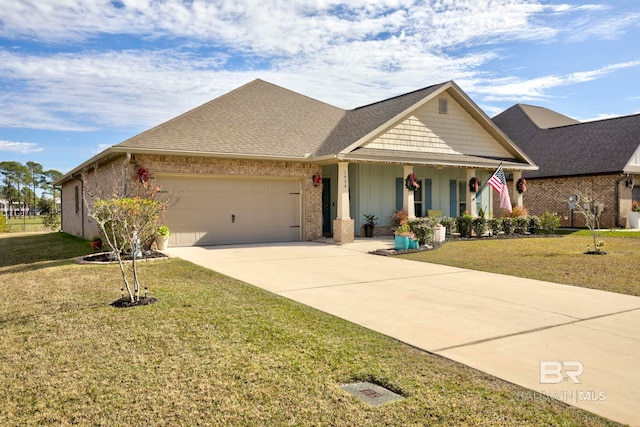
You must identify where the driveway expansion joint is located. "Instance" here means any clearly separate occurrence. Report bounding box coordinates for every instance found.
[432,306,640,353]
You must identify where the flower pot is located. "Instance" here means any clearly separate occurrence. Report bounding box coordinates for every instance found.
[628,211,640,229]
[364,224,374,238]
[394,235,410,250]
[409,239,419,250]
[155,235,169,251]
[90,240,102,251]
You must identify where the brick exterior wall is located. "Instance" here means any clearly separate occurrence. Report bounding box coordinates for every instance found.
[61,158,126,238]
[496,174,639,228]
[62,154,324,241]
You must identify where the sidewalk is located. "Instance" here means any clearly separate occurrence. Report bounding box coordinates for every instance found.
[166,239,640,426]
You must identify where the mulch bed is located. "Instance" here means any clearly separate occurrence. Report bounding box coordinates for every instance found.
[371,233,560,256]
[110,296,158,308]
[81,250,168,263]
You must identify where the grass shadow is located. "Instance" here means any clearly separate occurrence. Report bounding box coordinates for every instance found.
[0,232,94,268]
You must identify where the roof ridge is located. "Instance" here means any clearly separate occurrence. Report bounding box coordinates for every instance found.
[351,81,449,111]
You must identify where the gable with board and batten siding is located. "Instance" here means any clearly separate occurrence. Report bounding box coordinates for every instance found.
[364,92,513,159]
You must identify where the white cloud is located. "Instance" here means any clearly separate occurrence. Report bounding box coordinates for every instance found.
[563,11,640,42]
[471,60,640,102]
[95,143,113,154]
[0,0,638,131]
[0,140,44,154]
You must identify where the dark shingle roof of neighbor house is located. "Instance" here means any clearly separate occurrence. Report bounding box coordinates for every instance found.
[493,104,640,179]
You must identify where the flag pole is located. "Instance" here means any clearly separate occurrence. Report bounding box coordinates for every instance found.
[472,162,502,201]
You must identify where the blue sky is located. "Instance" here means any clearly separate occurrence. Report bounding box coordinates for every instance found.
[1,0,639,175]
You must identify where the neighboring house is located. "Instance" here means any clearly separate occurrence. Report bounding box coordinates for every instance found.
[493,104,640,228]
[55,79,536,246]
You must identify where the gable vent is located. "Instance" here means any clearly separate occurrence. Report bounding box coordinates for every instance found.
[439,98,448,114]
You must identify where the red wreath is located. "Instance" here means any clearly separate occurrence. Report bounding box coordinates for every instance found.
[312,173,322,187]
[516,178,527,194]
[469,177,480,193]
[405,173,420,191]
[136,168,149,185]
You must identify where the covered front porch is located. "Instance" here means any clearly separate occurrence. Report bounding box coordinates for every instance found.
[321,161,526,243]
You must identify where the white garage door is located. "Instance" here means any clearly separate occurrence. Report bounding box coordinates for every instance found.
[159,176,301,246]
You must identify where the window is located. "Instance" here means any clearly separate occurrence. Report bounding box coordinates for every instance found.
[439,98,448,114]
[458,180,467,215]
[74,185,80,214]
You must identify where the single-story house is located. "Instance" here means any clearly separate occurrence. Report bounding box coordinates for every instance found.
[56,79,537,246]
[492,104,640,228]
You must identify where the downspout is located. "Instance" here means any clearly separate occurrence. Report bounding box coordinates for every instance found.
[81,178,85,238]
[124,153,132,195]
[614,174,626,228]
[53,185,62,232]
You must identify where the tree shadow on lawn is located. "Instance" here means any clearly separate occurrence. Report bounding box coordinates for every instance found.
[0,232,94,269]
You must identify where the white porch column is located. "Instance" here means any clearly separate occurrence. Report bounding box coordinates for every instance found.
[466,168,477,217]
[333,162,354,244]
[403,165,416,219]
[513,170,523,209]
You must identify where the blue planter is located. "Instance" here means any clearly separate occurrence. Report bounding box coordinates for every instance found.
[394,235,410,250]
[409,239,419,250]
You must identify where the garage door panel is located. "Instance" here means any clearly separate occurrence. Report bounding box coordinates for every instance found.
[159,176,301,246]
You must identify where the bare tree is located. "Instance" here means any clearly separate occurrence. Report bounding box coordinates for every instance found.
[572,191,606,254]
[83,161,170,303]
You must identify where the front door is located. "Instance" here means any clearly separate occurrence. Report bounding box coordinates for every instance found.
[322,178,332,236]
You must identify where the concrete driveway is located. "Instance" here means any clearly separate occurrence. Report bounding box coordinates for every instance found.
[166,239,640,426]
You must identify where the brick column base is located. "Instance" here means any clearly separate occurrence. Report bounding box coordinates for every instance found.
[333,219,354,244]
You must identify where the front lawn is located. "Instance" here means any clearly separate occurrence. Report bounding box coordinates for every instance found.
[400,231,640,296]
[5,216,48,233]
[0,233,621,426]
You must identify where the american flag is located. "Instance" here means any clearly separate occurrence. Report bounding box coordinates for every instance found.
[487,166,512,212]
[487,166,506,193]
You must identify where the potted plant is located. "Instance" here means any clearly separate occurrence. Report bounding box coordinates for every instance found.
[394,222,418,250]
[362,214,378,238]
[155,225,171,251]
[90,235,103,251]
[629,201,640,229]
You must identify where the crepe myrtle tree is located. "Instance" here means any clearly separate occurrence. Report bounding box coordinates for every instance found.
[83,162,170,303]
[571,191,606,254]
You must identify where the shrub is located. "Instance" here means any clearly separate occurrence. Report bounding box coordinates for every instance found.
[506,206,529,218]
[392,209,408,227]
[472,216,486,237]
[456,213,473,238]
[502,217,514,235]
[440,216,456,236]
[513,216,529,234]
[0,213,6,232]
[42,211,61,231]
[540,210,560,234]
[488,218,502,234]
[528,215,541,234]
[408,217,438,244]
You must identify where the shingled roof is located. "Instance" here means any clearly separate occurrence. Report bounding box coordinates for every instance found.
[117,79,346,159]
[57,79,536,184]
[118,79,453,160]
[493,104,640,179]
[315,83,447,156]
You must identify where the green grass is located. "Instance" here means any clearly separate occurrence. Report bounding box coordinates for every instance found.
[5,217,47,232]
[0,233,622,426]
[400,232,640,296]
